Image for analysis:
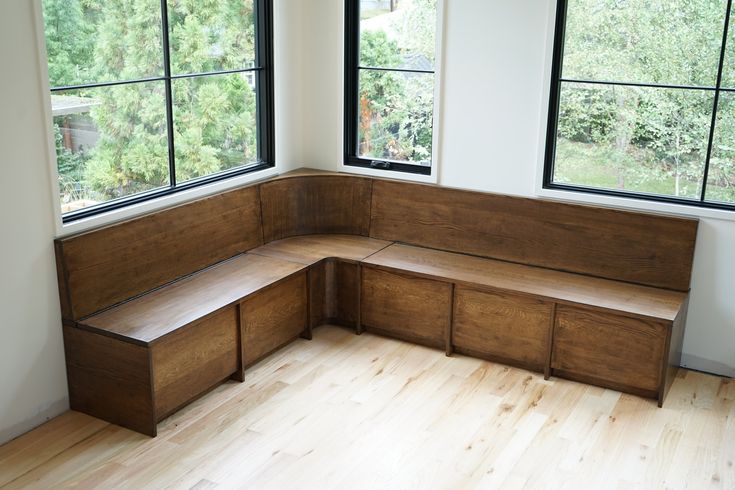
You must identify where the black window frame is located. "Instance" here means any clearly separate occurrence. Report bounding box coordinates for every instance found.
[343,0,435,176]
[50,0,275,224]
[543,0,735,212]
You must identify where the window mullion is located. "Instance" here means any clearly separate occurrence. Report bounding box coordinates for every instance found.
[701,0,734,202]
[159,0,177,188]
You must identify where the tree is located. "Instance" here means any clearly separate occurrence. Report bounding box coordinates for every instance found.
[357,0,436,162]
[556,0,735,200]
[44,0,258,204]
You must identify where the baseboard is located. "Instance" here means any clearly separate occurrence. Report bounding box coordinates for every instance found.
[0,397,69,445]
[680,354,735,378]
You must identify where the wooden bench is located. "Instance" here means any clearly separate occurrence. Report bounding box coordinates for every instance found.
[54,170,698,436]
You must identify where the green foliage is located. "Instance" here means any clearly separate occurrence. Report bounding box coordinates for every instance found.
[45,0,258,205]
[556,0,735,201]
[358,0,436,163]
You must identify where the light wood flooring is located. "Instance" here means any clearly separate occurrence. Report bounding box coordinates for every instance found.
[1,325,733,489]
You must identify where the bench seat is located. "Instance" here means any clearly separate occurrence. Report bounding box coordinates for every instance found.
[361,243,686,322]
[67,253,311,436]
[247,234,391,265]
[81,253,307,345]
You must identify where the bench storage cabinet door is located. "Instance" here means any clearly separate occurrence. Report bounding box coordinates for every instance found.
[452,286,553,372]
[241,272,308,368]
[551,306,668,399]
[151,307,239,420]
[361,267,452,349]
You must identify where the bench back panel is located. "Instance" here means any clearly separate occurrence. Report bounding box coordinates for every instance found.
[56,185,263,320]
[260,175,372,242]
[369,180,698,291]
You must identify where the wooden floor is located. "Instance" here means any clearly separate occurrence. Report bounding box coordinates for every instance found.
[1,326,733,489]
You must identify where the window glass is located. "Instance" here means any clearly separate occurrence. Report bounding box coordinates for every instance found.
[173,73,259,184]
[43,0,164,87]
[168,0,256,75]
[43,0,272,220]
[546,0,735,210]
[346,0,437,172]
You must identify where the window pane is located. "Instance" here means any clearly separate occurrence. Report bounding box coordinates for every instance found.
[357,69,433,164]
[720,5,735,88]
[168,0,256,75]
[42,0,164,87]
[552,82,712,200]
[173,73,258,184]
[53,82,170,213]
[359,0,436,71]
[562,0,726,87]
[706,93,735,203]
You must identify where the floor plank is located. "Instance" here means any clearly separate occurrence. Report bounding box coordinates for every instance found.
[0,325,732,489]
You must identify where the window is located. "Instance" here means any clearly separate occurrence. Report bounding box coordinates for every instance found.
[545,0,735,210]
[43,0,274,222]
[344,0,438,175]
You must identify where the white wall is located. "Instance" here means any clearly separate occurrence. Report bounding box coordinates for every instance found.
[296,0,735,378]
[0,0,69,444]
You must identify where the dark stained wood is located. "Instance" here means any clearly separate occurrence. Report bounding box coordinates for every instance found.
[57,185,263,320]
[260,175,372,242]
[369,180,698,291]
[248,234,391,265]
[551,306,669,396]
[63,325,156,436]
[452,286,553,372]
[53,241,72,321]
[241,272,308,367]
[445,284,455,356]
[335,261,359,329]
[305,258,360,331]
[152,307,239,419]
[361,266,452,349]
[308,260,330,329]
[659,294,689,407]
[81,254,306,345]
[363,244,686,322]
[544,304,557,380]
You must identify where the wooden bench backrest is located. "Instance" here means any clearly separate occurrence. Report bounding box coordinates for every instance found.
[260,175,372,242]
[369,180,698,291]
[55,185,263,321]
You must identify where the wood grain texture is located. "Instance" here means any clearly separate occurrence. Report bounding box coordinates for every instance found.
[369,180,698,291]
[63,325,156,437]
[660,294,689,406]
[361,267,451,349]
[81,254,306,345]
[335,261,359,328]
[551,306,669,396]
[363,243,686,322]
[152,307,239,419]
[308,260,330,329]
[53,241,73,321]
[57,185,263,320]
[248,234,391,265]
[241,272,308,367]
[260,175,372,242]
[5,328,733,489]
[452,286,553,372]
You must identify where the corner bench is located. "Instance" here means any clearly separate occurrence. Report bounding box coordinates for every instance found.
[55,170,698,436]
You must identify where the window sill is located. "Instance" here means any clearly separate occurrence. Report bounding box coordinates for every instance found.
[340,163,438,184]
[537,185,735,223]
